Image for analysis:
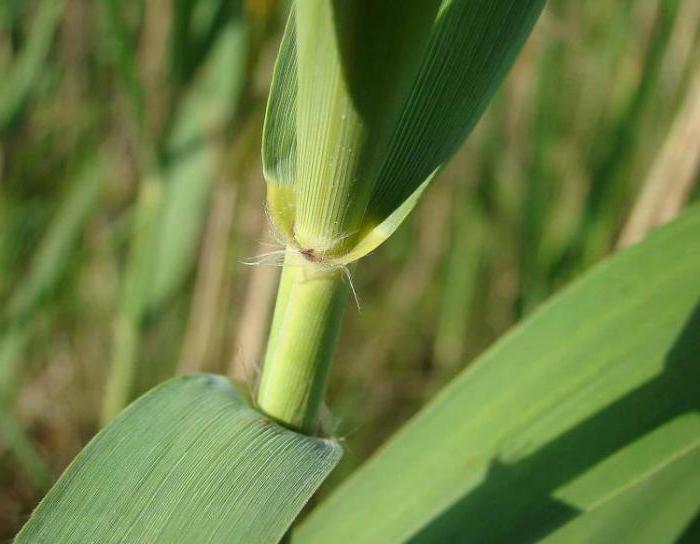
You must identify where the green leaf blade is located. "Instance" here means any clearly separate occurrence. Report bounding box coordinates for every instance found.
[17,375,342,544]
[147,9,250,312]
[367,0,546,226]
[542,436,700,544]
[0,0,65,129]
[297,206,700,543]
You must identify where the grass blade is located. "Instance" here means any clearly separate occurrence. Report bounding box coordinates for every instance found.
[618,68,700,248]
[0,0,65,129]
[4,158,103,324]
[148,6,249,311]
[17,374,342,543]
[102,4,250,421]
[0,156,103,485]
[297,205,700,543]
[540,437,700,544]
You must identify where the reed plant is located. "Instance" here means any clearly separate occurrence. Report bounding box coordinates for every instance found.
[6,1,700,542]
[256,0,544,432]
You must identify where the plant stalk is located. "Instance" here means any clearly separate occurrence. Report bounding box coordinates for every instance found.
[257,249,348,434]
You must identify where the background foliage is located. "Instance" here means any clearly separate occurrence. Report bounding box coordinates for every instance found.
[1,0,699,537]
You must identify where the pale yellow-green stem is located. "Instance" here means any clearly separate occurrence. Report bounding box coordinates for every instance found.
[257,249,349,434]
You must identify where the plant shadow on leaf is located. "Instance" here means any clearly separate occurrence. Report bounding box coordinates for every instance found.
[412,300,700,543]
[679,511,700,543]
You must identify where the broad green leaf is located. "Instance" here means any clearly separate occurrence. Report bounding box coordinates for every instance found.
[297,205,700,543]
[17,374,342,544]
[263,0,544,262]
[541,434,700,544]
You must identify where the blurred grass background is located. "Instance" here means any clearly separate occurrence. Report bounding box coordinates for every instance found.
[1,0,699,536]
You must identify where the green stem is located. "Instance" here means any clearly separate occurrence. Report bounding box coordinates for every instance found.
[257,249,348,434]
